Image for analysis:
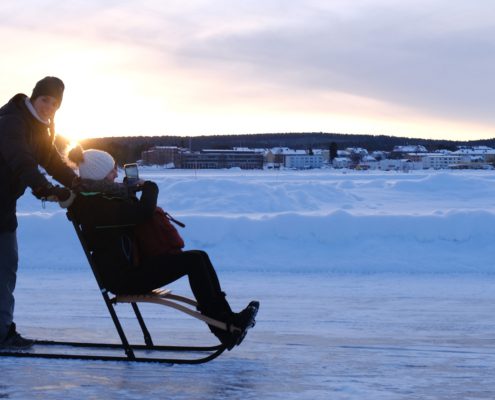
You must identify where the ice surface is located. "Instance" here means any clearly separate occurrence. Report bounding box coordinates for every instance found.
[3,272,495,399]
[1,169,495,399]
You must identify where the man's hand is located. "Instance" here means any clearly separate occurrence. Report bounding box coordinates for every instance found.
[50,186,71,202]
[32,184,71,202]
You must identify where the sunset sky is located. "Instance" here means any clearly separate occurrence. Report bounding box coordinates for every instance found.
[0,1,494,141]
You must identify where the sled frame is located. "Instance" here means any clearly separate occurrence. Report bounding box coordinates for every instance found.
[0,211,227,364]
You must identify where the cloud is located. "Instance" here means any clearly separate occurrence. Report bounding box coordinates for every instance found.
[164,1,495,125]
[1,0,494,138]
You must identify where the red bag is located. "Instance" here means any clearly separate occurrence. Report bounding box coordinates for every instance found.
[134,207,185,260]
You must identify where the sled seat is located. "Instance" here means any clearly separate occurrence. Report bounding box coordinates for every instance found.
[112,288,231,332]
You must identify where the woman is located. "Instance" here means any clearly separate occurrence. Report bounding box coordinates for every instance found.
[66,146,258,349]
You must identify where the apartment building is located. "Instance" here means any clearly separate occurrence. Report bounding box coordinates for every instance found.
[180,150,263,169]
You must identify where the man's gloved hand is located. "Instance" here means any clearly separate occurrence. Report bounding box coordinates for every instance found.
[50,186,72,202]
[32,184,71,202]
[58,190,76,209]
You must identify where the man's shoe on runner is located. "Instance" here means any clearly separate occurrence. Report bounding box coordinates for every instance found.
[0,323,34,350]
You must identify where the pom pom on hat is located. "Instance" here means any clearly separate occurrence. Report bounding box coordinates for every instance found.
[77,149,115,180]
[31,76,65,104]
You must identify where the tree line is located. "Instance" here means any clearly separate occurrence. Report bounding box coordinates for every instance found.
[59,132,495,165]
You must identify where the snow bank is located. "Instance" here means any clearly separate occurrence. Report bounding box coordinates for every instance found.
[15,169,495,274]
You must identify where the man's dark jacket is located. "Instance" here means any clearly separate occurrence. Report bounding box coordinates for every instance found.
[0,94,76,232]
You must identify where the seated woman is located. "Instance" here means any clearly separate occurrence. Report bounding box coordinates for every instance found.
[65,146,258,349]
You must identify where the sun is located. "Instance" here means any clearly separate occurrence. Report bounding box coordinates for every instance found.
[55,93,101,142]
[53,74,170,141]
[57,127,87,143]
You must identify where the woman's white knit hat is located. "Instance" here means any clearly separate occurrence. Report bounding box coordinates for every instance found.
[78,149,115,180]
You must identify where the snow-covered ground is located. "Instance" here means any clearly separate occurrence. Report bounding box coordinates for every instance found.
[2,169,495,399]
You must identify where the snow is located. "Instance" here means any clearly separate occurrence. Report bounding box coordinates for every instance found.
[2,168,495,399]
[16,169,495,274]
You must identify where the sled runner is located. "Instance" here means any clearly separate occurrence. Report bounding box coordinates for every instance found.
[0,211,235,364]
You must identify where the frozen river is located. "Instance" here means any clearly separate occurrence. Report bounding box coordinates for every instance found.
[1,269,494,399]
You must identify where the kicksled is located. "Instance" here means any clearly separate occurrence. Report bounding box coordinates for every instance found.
[0,211,258,364]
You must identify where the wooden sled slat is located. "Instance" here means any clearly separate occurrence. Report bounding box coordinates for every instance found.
[112,290,233,332]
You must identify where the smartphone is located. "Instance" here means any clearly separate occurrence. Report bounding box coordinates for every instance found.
[124,163,139,184]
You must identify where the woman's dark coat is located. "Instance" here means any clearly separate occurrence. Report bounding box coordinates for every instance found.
[68,181,158,292]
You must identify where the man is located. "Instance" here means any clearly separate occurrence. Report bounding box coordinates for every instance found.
[0,77,75,349]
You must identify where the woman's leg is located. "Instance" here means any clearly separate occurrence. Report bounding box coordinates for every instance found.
[186,250,223,294]
[119,251,251,348]
[123,250,233,318]
[185,250,233,313]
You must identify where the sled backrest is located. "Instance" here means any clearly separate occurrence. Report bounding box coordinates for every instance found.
[67,210,109,292]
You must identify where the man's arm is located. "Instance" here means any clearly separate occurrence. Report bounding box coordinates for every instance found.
[42,145,77,188]
[0,116,51,190]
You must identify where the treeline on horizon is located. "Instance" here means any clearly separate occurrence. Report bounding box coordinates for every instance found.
[66,132,495,165]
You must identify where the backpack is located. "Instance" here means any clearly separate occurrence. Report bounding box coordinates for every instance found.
[133,207,185,262]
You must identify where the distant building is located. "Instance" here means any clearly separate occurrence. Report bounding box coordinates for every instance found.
[422,154,470,169]
[454,146,495,163]
[371,151,388,161]
[284,153,324,169]
[337,150,351,157]
[379,159,415,171]
[141,146,181,166]
[139,143,495,171]
[233,147,266,154]
[359,155,378,169]
[346,147,369,155]
[332,157,351,169]
[393,145,428,153]
[404,152,430,163]
[265,148,306,168]
[180,149,263,169]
